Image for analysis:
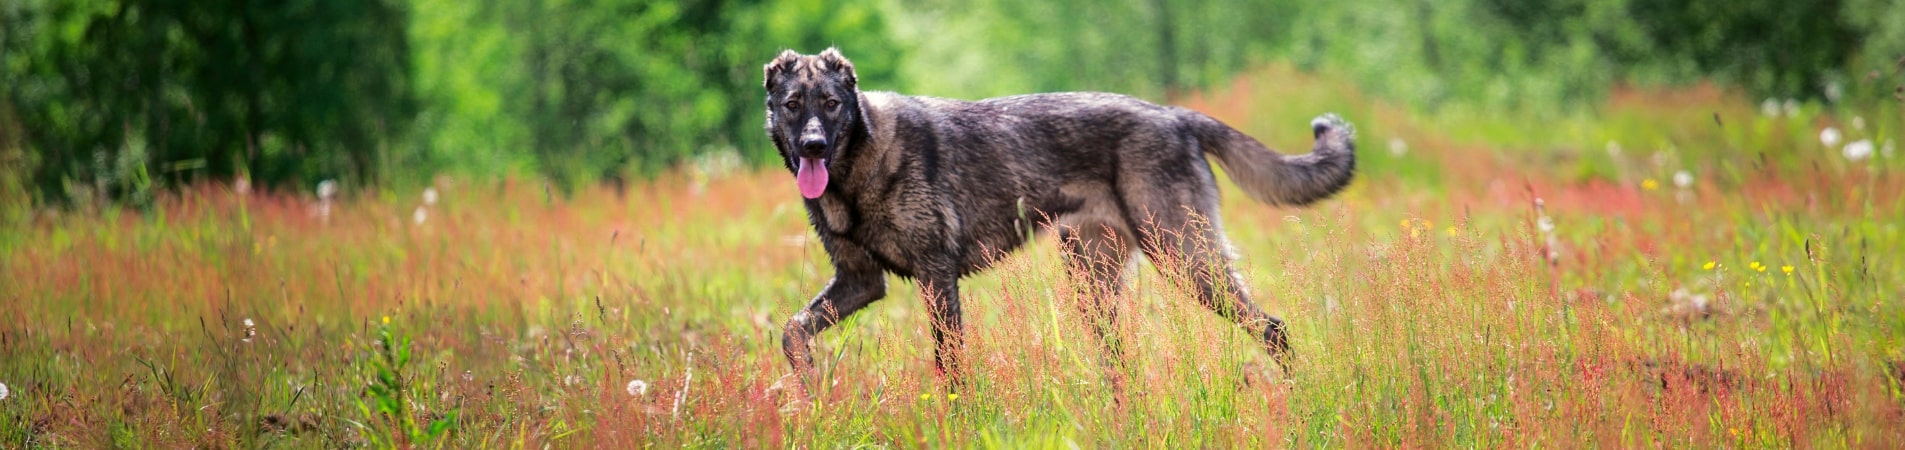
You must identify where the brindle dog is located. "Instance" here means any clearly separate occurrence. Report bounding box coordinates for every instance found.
[765,48,1354,395]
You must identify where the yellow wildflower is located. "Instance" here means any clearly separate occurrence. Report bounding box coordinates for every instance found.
[1702,261,1717,270]
[949,393,959,401]
[1642,179,1660,191]
[920,393,931,401]
[1781,265,1794,275]
[382,316,391,325]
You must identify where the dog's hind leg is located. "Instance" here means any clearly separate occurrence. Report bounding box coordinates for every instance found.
[782,242,888,396]
[1131,200,1293,373]
[1060,222,1136,388]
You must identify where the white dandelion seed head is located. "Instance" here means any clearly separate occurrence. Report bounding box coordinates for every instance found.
[412,206,428,225]
[1536,215,1556,234]
[1844,139,1874,162]
[1824,80,1843,103]
[1820,127,1842,148]
[626,379,648,397]
[422,188,439,206]
[0,382,9,401]
[317,180,338,200]
[1387,137,1409,157]
[243,318,255,328]
[1782,98,1800,117]
[1852,116,1866,131]
[1759,98,1779,117]
[1673,170,1693,189]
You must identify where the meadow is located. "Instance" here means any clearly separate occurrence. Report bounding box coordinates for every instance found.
[2,66,1902,448]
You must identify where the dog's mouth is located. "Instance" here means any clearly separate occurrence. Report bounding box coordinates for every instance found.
[795,156,829,199]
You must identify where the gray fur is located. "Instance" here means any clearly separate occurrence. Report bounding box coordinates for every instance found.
[766,48,1355,393]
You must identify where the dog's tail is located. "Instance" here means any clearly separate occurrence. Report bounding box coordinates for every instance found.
[1192,112,1356,207]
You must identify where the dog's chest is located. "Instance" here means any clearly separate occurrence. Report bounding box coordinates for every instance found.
[807,194,937,276]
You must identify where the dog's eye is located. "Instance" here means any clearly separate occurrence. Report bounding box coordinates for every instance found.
[825,99,840,109]
[784,101,800,110]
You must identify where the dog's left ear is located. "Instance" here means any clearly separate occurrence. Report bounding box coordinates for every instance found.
[817,47,857,90]
[764,49,801,91]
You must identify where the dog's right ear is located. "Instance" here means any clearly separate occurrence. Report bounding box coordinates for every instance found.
[764,49,802,92]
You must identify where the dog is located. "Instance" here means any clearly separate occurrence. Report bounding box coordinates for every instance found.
[766,48,1354,394]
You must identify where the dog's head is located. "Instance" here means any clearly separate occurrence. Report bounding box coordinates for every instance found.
[764,47,870,199]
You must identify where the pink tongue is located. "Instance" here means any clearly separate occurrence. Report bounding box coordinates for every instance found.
[796,157,828,199]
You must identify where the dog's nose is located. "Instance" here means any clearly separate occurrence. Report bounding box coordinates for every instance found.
[800,138,827,155]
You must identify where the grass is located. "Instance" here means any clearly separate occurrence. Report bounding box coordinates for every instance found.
[2,65,1903,447]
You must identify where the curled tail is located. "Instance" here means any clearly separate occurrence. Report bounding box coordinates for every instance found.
[1192,112,1356,206]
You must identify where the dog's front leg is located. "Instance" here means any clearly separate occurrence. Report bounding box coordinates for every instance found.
[781,253,886,398]
[919,270,965,389]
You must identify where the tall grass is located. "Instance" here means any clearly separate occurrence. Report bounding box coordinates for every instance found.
[1,66,1901,447]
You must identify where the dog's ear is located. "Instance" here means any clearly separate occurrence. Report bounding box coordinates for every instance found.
[817,47,857,90]
[763,49,801,91]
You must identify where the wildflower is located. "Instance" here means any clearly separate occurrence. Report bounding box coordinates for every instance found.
[1853,116,1866,130]
[921,393,931,401]
[1641,179,1659,191]
[626,379,649,396]
[1672,170,1693,189]
[1820,127,1842,148]
[1446,226,1459,237]
[1749,261,1765,272]
[1703,261,1717,270]
[0,382,8,400]
[413,206,428,225]
[948,393,959,401]
[242,318,257,342]
[382,316,390,325]
[1781,265,1794,275]
[1825,80,1843,103]
[1844,139,1874,162]
[1759,98,1779,117]
[422,187,440,206]
[317,180,338,200]
[1387,137,1408,157]
[1782,98,1799,117]
[1536,216,1555,233]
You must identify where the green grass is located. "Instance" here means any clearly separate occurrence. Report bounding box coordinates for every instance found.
[2,67,1903,447]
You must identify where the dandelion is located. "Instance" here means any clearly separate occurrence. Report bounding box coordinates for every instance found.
[626,379,649,396]
[317,180,338,200]
[1641,179,1659,191]
[242,318,257,342]
[382,316,390,325]
[1844,139,1874,162]
[1536,216,1555,233]
[1387,137,1409,157]
[1759,98,1779,117]
[1820,127,1842,148]
[1825,80,1843,103]
[1853,116,1866,130]
[1782,98,1799,117]
[422,187,440,206]
[1672,170,1693,189]
[413,206,428,225]
[1703,261,1717,270]
[0,382,8,400]
[1781,265,1794,275]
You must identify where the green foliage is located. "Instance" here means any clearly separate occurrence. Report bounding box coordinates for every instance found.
[357,319,457,448]
[1,0,416,202]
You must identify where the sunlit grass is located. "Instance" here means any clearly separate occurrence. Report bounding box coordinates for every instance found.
[2,68,1902,447]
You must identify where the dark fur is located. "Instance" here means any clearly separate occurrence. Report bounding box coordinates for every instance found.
[766,48,1355,392]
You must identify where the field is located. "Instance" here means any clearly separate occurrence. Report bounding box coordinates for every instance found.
[3,67,1903,448]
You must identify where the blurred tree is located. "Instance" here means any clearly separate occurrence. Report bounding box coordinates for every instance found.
[2,0,416,202]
